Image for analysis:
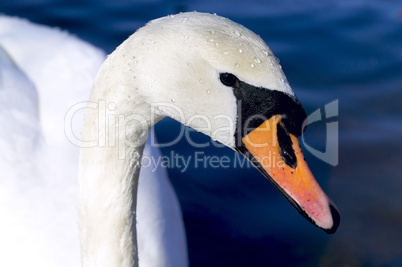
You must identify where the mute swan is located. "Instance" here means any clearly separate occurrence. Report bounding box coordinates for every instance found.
[79,12,340,267]
[0,15,187,267]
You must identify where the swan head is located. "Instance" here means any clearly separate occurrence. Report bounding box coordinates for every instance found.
[112,12,339,233]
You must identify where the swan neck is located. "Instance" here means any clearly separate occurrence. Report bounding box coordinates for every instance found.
[79,48,162,267]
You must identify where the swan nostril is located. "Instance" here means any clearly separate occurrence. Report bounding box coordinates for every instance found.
[277,123,297,169]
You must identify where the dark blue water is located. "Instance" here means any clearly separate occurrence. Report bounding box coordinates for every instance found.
[2,0,402,266]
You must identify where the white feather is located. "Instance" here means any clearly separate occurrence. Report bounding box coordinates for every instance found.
[0,15,187,267]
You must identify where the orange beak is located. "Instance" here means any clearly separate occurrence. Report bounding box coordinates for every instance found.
[241,115,339,233]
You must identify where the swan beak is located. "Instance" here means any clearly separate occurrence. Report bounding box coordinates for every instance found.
[240,115,340,234]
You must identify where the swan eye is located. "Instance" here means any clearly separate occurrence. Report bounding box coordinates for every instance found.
[220,73,239,87]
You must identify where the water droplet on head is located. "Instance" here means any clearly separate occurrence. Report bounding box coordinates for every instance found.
[215,43,219,46]
[275,57,280,64]
[140,42,144,46]
[254,57,261,63]
[250,63,255,68]
[206,90,211,94]
[171,98,175,103]
[281,78,285,82]
[181,17,188,22]
[234,31,241,37]
[184,35,189,39]
[169,15,175,18]
[238,49,243,53]
[235,63,240,68]
[209,30,215,35]
[199,79,203,83]
[208,38,214,42]
[223,51,229,55]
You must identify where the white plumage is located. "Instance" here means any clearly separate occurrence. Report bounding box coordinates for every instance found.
[0,15,187,267]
